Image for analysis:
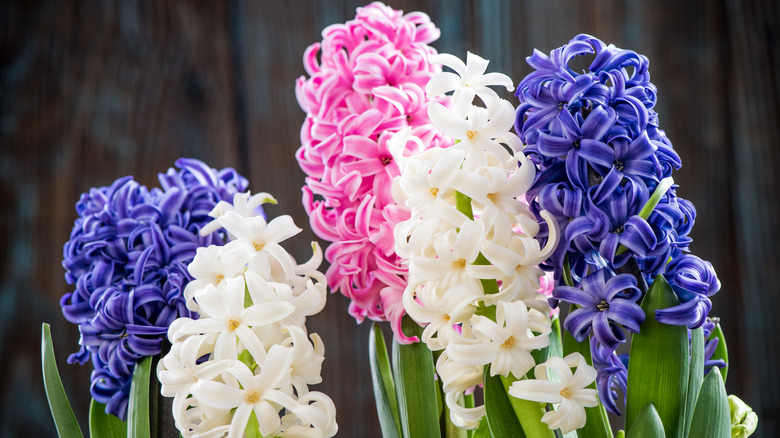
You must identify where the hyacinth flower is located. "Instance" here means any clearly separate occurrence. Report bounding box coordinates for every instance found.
[158,192,337,438]
[388,50,603,436]
[513,34,749,437]
[59,158,250,419]
[295,1,453,342]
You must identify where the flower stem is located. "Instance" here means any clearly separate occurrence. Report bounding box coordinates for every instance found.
[500,375,555,438]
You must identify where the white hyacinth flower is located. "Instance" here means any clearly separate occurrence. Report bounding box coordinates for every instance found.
[508,353,599,434]
[393,51,562,431]
[158,192,337,438]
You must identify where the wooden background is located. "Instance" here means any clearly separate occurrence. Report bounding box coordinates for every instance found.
[2,0,778,436]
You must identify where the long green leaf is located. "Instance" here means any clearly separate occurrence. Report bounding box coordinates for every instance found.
[626,275,688,438]
[681,327,704,438]
[626,403,665,438]
[483,369,527,438]
[393,317,441,438]
[128,356,152,438]
[370,322,402,438]
[710,322,729,383]
[561,326,612,438]
[688,370,730,438]
[89,399,127,438]
[41,323,84,438]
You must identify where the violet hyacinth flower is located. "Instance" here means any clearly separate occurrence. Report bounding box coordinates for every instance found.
[590,336,627,415]
[296,2,452,342]
[702,318,728,374]
[515,34,694,285]
[655,254,720,329]
[553,269,645,350]
[60,158,249,418]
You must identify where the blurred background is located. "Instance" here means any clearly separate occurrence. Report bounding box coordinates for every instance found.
[2,0,778,436]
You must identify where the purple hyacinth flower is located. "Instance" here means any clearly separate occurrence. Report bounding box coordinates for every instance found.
[60,158,250,419]
[702,318,727,374]
[655,254,720,329]
[554,268,645,349]
[590,336,627,415]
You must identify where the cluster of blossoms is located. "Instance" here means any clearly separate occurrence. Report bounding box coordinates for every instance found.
[60,158,249,418]
[515,34,722,414]
[295,1,453,342]
[157,192,337,437]
[392,51,597,433]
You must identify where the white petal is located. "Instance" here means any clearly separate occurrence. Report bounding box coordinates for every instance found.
[508,379,563,404]
[192,380,244,410]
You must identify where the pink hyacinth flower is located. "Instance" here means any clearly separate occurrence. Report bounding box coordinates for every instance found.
[296,2,452,343]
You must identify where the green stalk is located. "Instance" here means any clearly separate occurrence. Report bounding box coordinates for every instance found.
[500,375,553,438]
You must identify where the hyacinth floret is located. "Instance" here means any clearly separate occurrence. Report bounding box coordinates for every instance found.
[60,158,249,418]
[296,1,453,343]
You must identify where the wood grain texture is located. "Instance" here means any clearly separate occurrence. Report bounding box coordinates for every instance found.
[1,1,777,436]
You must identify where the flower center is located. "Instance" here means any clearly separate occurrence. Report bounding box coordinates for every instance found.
[502,336,515,348]
[254,242,265,251]
[613,160,624,171]
[487,193,497,203]
[245,390,260,404]
[596,300,609,312]
[443,314,451,321]
[381,156,393,166]
[216,274,224,281]
[430,187,440,197]
[453,259,467,269]
[560,387,572,398]
[466,130,476,139]
[228,319,241,331]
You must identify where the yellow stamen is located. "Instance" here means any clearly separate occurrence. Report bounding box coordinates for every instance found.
[502,336,515,348]
[254,242,265,252]
[487,193,497,202]
[466,130,476,139]
[430,187,440,197]
[245,390,260,404]
[453,259,466,269]
[560,387,572,398]
[228,319,241,331]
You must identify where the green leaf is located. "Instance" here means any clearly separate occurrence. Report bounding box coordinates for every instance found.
[483,369,526,438]
[710,322,729,383]
[561,327,613,438]
[128,355,152,438]
[626,275,689,438]
[369,322,401,438]
[688,370,730,438]
[89,399,127,438]
[681,327,704,438]
[393,317,441,438]
[245,411,262,438]
[626,403,665,438]
[41,323,84,438]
